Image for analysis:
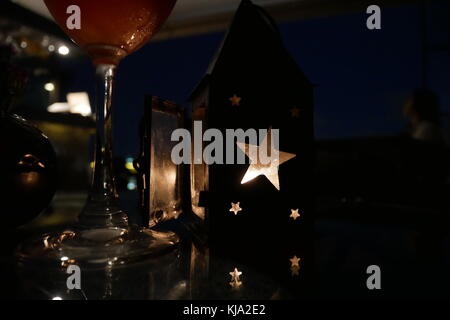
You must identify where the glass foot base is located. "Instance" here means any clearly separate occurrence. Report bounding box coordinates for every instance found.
[16,226,180,269]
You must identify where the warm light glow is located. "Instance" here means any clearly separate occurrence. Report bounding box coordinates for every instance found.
[165,169,177,186]
[240,162,280,186]
[44,82,55,92]
[230,280,242,289]
[229,94,242,106]
[229,268,242,281]
[229,268,243,290]
[67,92,92,116]
[43,236,50,248]
[290,256,301,277]
[290,209,301,220]
[60,256,69,262]
[290,256,301,268]
[229,202,242,215]
[48,102,71,114]
[58,45,70,55]
[47,92,92,116]
[291,266,300,276]
[237,129,296,191]
[19,172,39,186]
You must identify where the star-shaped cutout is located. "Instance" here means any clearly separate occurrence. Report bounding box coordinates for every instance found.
[290,209,301,220]
[237,129,296,191]
[290,107,301,118]
[229,268,243,290]
[229,202,242,215]
[229,268,242,282]
[290,256,301,268]
[229,94,242,106]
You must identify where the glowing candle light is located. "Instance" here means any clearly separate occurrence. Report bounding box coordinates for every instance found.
[229,202,243,215]
[229,268,243,290]
[290,256,301,277]
[237,129,296,191]
[290,209,301,220]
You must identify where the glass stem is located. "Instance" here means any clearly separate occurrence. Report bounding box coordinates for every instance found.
[79,64,128,228]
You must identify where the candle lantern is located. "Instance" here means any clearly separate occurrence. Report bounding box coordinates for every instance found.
[188,0,314,297]
[137,96,185,228]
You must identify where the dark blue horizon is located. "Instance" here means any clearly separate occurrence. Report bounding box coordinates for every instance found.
[62,2,450,159]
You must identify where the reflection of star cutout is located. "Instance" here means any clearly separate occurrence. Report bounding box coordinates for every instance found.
[230,280,243,290]
[229,94,242,106]
[229,268,242,282]
[290,256,301,268]
[290,209,301,220]
[291,265,300,276]
[229,268,243,290]
[290,107,301,118]
[229,202,242,215]
[237,129,296,191]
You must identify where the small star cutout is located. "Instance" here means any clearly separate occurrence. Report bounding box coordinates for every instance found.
[229,268,242,282]
[290,256,301,268]
[229,94,242,106]
[290,209,301,220]
[237,129,296,191]
[229,202,243,215]
[229,268,243,290]
[290,107,301,118]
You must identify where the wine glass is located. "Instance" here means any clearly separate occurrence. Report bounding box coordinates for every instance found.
[17,0,179,268]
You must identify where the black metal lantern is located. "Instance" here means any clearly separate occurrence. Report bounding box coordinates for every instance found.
[188,0,315,298]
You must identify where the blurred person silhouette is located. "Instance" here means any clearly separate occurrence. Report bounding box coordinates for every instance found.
[403,89,448,265]
[403,88,445,144]
[401,89,448,186]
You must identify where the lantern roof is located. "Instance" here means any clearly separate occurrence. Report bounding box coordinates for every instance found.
[189,0,313,102]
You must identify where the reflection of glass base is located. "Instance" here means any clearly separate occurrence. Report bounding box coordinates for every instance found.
[16,226,180,269]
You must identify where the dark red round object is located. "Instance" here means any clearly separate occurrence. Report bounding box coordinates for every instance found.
[0,113,58,227]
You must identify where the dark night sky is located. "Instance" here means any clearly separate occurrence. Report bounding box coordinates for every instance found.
[62,2,450,159]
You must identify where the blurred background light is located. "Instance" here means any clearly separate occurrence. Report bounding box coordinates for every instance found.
[44,82,55,92]
[125,157,138,174]
[47,102,70,114]
[58,45,69,55]
[67,92,91,116]
[47,92,92,117]
[127,177,137,191]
